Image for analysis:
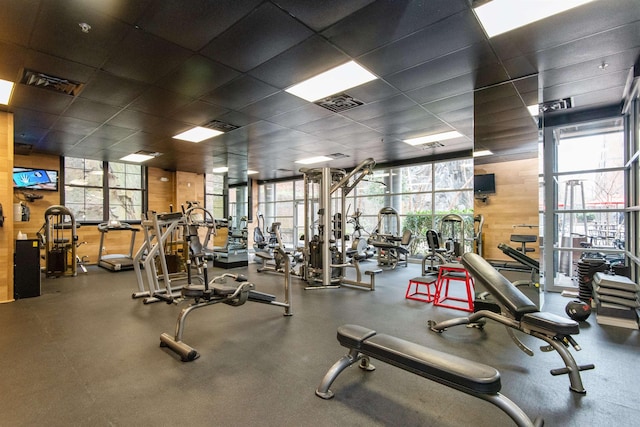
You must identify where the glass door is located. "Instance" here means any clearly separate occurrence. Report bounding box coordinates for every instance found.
[543,117,625,292]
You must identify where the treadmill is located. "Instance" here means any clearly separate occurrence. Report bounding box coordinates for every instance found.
[97,221,140,271]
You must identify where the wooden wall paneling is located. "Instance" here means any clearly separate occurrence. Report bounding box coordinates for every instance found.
[1,112,15,302]
[147,167,176,213]
[474,158,540,261]
[174,171,204,210]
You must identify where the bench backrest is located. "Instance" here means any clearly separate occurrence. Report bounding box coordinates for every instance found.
[461,252,538,319]
[498,243,539,271]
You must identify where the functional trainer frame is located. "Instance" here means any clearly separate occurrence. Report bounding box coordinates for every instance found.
[299,158,380,290]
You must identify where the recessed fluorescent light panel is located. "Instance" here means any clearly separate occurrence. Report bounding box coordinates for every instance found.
[173,126,223,143]
[212,167,229,173]
[403,131,462,146]
[474,0,595,38]
[0,79,15,104]
[247,170,259,175]
[120,153,155,163]
[294,155,334,165]
[285,61,377,102]
[527,105,540,116]
[473,150,493,157]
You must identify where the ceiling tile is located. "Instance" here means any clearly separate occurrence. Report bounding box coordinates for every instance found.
[101,29,192,84]
[64,98,121,123]
[11,85,74,115]
[340,94,417,122]
[171,101,230,126]
[80,71,147,107]
[51,116,101,135]
[422,92,474,115]
[155,55,240,98]
[534,23,640,73]
[29,1,131,68]
[323,0,469,57]
[275,0,375,31]
[240,91,309,120]
[358,10,485,77]
[489,0,640,61]
[0,0,39,46]
[128,87,194,116]
[248,35,349,89]
[268,103,334,128]
[106,109,190,136]
[138,0,262,50]
[385,42,498,92]
[200,2,314,72]
[405,74,476,104]
[201,76,279,110]
[0,41,28,82]
[543,71,629,104]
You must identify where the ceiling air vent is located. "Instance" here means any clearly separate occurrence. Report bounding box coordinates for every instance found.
[135,150,162,158]
[20,69,85,96]
[327,153,349,159]
[314,93,364,113]
[539,97,573,114]
[418,141,444,150]
[205,120,240,132]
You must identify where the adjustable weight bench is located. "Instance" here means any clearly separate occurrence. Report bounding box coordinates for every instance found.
[316,324,543,427]
[428,253,594,394]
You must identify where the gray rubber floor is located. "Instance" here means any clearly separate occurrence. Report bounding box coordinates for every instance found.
[1,260,638,426]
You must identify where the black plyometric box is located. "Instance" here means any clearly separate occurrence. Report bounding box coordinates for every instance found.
[15,239,41,299]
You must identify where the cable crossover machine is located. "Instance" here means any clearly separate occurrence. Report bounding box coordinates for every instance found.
[299,158,383,291]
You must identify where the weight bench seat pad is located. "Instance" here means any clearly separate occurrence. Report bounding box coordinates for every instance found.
[522,312,579,335]
[337,325,501,395]
[462,253,538,320]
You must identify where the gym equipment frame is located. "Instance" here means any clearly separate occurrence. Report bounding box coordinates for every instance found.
[300,158,380,290]
[97,221,140,271]
[159,247,293,361]
[428,252,594,394]
[316,324,542,427]
[43,205,79,277]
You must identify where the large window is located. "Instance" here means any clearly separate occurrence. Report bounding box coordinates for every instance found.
[544,117,625,290]
[205,174,225,218]
[257,158,474,255]
[64,157,145,222]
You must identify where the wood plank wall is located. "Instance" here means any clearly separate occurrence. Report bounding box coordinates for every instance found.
[0,112,15,301]
[474,158,540,261]
[147,167,175,213]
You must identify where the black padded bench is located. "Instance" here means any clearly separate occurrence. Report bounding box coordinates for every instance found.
[429,253,594,394]
[316,324,542,427]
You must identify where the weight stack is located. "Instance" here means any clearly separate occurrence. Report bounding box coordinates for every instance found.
[576,258,609,302]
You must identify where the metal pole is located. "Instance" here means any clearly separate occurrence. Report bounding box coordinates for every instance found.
[321,168,332,286]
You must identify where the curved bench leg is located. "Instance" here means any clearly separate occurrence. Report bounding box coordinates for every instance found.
[316,350,371,399]
[479,393,542,427]
[532,332,590,394]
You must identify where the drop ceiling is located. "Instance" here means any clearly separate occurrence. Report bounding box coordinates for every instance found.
[1,0,638,182]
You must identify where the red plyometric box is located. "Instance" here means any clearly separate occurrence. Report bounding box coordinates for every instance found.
[433,264,475,312]
[406,275,437,303]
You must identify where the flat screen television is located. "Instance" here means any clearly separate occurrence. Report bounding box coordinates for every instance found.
[474,173,496,195]
[13,167,59,191]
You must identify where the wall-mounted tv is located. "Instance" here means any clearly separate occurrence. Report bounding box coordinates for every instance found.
[474,173,496,195]
[13,167,59,191]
